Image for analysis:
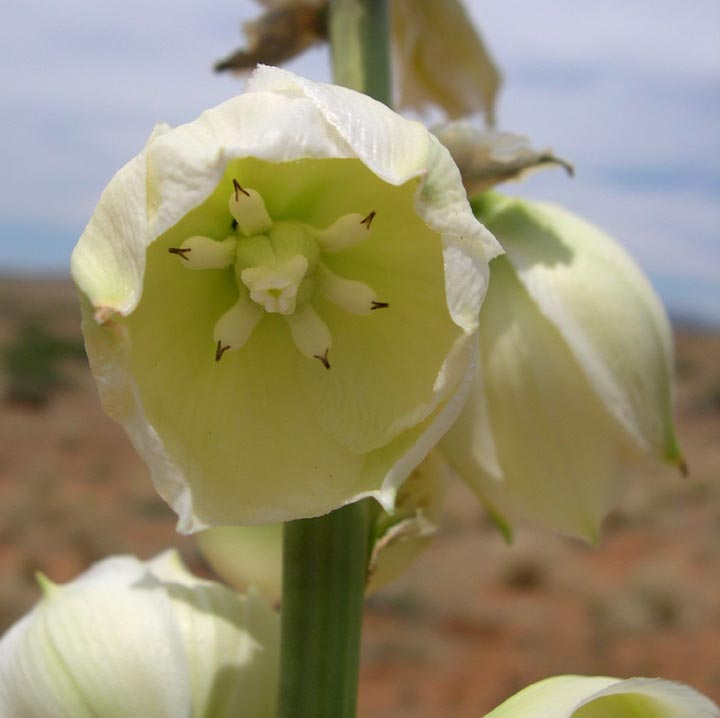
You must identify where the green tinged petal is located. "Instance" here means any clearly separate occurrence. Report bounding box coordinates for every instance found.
[443,193,681,541]
[485,675,719,718]
[476,193,681,465]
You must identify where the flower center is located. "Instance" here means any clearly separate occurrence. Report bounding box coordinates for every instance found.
[169,179,387,369]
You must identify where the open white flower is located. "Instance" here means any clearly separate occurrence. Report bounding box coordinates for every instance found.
[0,552,279,718]
[72,66,499,532]
[441,193,683,541]
[485,675,719,718]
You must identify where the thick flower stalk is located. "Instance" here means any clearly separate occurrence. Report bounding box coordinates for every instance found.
[71,66,500,532]
[486,675,719,718]
[441,193,683,541]
[0,552,279,717]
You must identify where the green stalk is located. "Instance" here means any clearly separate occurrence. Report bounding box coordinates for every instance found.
[329,0,392,105]
[278,503,369,718]
[276,2,392,717]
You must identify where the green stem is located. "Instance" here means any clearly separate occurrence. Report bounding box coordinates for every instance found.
[277,502,369,718]
[329,0,392,104]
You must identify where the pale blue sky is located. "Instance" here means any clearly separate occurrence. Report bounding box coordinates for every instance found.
[2,0,719,323]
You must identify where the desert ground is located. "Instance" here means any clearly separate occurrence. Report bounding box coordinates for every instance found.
[1,275,718,715]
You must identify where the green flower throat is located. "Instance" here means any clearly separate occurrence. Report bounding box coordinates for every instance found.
[169,178,388,369]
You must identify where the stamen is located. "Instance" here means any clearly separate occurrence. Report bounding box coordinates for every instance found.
[313,348,331,370]
[360,211,376,229]
[371,301,389,310]
[168,247,192,261]
[314,212,375,253]
[229,185,272,236]
[285,304,332,364]
[213,293,263,358]
[316,262,378,315]
[232,178,250,200]
[173,236,237,270]
[215,341,230,362]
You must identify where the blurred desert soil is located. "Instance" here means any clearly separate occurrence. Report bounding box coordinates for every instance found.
[1,275,719,715]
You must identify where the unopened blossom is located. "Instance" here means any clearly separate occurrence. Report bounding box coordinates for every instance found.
[485,675,719,718]
[0,552,279,718]
[72,66,499,531]
[441,193,683,541]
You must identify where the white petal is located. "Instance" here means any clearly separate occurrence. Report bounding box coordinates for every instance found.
[148,551,279,718]
[444,256,636,542]
[0,557,191,718]
[71,122,170,317]
[483,195,680,464]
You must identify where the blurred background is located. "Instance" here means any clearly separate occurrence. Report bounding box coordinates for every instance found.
[1,1,718,714]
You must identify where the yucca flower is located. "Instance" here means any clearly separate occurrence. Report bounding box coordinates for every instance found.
[72,66,499,532]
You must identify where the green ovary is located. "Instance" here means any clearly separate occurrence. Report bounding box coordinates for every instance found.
[169,178,383,369]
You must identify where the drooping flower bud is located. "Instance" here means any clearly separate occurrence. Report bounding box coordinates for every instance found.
[441,193,683,542]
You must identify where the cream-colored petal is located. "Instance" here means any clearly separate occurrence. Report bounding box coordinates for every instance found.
[148,551,279,718]
[485,675,720,718]
[448,256,637,542]
[477,194,681,465]
[0,557,191,718]
[71,123,170,317]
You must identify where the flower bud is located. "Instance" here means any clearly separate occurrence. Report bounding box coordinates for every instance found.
[441,193,682,542]
[0,552,279,717]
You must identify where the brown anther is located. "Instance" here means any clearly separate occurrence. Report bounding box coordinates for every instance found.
[370,301,389,310]
[168,247,192,261]
[313,348,331,370]
[360,211,376,229]
[215,340,231,362]
[232,178,250,201]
